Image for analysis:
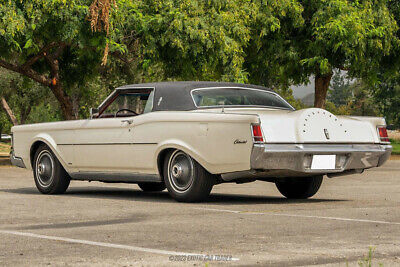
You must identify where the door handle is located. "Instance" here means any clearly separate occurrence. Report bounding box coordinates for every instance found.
[121,119,134,125]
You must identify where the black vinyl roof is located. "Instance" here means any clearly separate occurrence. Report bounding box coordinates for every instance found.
[116,81,275,111]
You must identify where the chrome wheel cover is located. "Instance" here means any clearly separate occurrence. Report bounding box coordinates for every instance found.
[35,150,55,188]
[167,151,194,193]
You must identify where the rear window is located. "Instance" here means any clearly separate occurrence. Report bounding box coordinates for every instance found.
[191,88,292,109]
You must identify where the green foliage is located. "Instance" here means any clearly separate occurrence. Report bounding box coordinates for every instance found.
[324,101,351,115]
[328,71,353,106]
[0,0,399,124]
[129,0,255,82]
[0,0,92,59]
[390,139,400,155]
[0,0,106,119]
[276,87,308,110]
[0,111,12,135]
[245,0,400,90]
[357,247,383,267]
[246,0,305,87]
[347,81,380,116]
[0,68,61,130]
[371,75,400,128]
[300,0,398,78]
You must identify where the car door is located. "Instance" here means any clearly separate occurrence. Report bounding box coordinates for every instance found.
[73,88,154,173]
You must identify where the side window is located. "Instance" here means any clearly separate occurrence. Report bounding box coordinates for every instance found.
[143,90,154,113]
[100,89,154,118]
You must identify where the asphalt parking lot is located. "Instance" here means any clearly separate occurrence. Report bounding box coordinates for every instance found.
[0,160,399,266]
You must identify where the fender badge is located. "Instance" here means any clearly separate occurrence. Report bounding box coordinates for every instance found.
[324,129,330,140]
[234,139,247,144]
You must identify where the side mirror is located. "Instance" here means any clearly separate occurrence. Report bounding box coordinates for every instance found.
[90,108,99,119]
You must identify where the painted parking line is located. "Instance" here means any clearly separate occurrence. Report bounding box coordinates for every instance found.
[0,229,239,261]
[196,207,400,226]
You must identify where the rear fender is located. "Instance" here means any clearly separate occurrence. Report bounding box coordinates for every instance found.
[155,140,213,175]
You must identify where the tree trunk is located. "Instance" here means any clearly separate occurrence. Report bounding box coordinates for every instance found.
[19,105,31,125]
[45,55,77,120]
[314,73,332,108]
[0,43,77,121]
[1,97,19,125]
[50,83,76,120]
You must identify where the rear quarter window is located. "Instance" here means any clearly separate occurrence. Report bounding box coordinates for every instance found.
[191,88,293,109]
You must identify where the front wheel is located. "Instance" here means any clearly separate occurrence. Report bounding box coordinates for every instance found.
[33,144,70,194]
[275,176,323,199]
[163,150,215,202]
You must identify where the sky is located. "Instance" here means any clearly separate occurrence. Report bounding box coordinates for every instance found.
[291,83,314,99]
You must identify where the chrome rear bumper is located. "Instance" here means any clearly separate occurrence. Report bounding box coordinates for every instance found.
[250,143,392,175]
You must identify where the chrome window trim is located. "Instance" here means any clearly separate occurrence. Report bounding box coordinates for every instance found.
[190,87,295,111]
[97,87,156,116]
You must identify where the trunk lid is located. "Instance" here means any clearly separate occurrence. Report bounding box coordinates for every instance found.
[208,107,379,143]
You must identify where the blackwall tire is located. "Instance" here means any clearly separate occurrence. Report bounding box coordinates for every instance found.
[163,150,214,202]
[275,176,323,199]
[33,144,70,194]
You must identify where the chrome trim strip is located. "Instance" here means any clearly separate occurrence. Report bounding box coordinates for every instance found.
[70,172,162,183]
[253,142,385,145]
[58,143,157,146]
[190,87,295,111]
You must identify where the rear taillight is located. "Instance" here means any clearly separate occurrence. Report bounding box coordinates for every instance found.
[377,126,390,143]
[251,124,264,143]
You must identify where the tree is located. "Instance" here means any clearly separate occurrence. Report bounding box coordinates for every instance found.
[0,0,105,120]
[347,80,379,117]
[1,0,399,121]
[247,0,399,108]
[0,68,50,125]
[372,76,400,128]
[128,0,255,82]
[302,0,398,108]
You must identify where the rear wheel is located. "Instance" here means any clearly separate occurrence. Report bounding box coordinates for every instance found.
[275,176,323,199]
[163,150,214,202]
[33,144,70,194]
[138,182,166,192]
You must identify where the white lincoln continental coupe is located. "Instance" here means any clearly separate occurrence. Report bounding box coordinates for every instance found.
[10,82,392,202]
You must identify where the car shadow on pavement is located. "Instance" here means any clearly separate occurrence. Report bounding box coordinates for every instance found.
[0,187,348,205]
[8,215,147,230]
[205,193,347,205]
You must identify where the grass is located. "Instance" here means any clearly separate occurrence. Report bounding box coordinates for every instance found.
[390,139,400,155]
[0,142,11,155]
[357,247,384,267]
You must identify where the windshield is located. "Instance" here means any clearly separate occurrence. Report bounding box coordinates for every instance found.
[191,88,293,109]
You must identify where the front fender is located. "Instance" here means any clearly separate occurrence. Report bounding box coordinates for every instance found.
[29,134,70,172]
